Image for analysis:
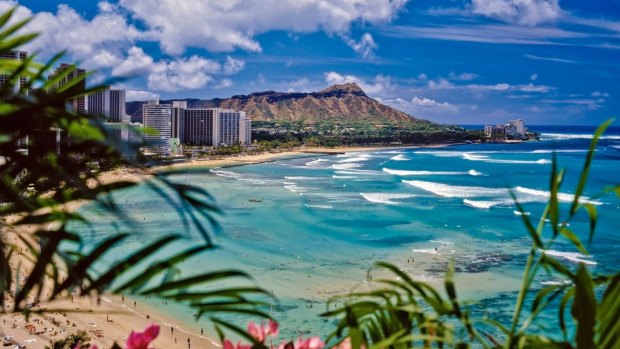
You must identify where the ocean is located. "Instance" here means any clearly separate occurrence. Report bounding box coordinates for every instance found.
[73,125,620,341]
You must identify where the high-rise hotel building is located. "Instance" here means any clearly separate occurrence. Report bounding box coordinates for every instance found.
[87,87,126,122]
[0,50,28,97]
[143,100,173,154]
[143,100,251,154]
[48,63,86,114]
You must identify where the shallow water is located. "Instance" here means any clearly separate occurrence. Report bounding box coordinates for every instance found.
[73,126,620,340]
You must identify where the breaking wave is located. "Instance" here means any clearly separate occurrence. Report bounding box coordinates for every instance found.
[390,154,409,161]
[383,168,468,176]
[360,193,417,205]
[544,250,597,265]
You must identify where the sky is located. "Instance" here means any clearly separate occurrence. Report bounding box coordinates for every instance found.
[3,0,619,125]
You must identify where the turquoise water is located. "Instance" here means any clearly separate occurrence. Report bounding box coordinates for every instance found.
[73,126,620,340]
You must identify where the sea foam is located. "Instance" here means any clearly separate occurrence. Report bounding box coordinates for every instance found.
[403,180,506,198]
[544,250,597,265]
[390,154,409,161]
[331,163,363,170]
[360,192,416,205]
[383,168,467,176]
[463,199,506,209]
[515,186,602,205]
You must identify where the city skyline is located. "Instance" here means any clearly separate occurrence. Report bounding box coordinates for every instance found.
[4,0,619,125]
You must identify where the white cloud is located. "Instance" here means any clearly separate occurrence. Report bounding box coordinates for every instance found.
[148,55,221,92]
[381,96,458,115]
[323,72,394,96]
[86,49,122,70]
[449,72,478,81]
[518,83,552,92]
[410,96,459,113]
[427,78,455,90]
[591,91,609,97]
[286,77,313,92]
[524,53,578,64]
[467,83,511,91]
[213,79,234,89]
[530,73,538,81]
[417,73,428,81]
[126,90,159,101]
[223,57,245,75]
[112,46,154,77]
[343,32,378,58]
[0,2,142,69]
[119,0,408,54]
[471,0,561,26]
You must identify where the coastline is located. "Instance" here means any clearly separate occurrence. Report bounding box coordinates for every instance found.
[1,142,462,349]
[149,143,460,174]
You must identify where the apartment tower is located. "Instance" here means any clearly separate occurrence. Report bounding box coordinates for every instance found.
[48,63,86,114]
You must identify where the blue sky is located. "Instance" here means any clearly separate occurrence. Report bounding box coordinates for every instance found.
[4,0,619,124]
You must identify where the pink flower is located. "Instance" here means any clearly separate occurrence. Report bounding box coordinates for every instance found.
[224,339,252,349]
[248,320,279,343]
[296,336,324,349]
[277,336,324,349]
[126,324,160,349]
[333,337,365,349]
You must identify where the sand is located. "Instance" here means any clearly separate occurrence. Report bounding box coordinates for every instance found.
[1,214,218,349]
[151,144,456,174]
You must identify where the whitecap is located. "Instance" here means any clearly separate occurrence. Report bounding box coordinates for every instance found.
[543,250,597,265]
[412,248,439,255]
[390,154,409,161]
[383,168,467,176]
[463,152,551,165]
[513,210,531,216]
[515,186,602,205]
[332,175,358,179]
[210,169,243,179]
[464,199,505,209]
[540,280,572,286]
[430,239,453,245]
[540,133,620,141]
[338,156,371,163]
[284,176,325,180]
[284,185,315,193]
[305,158,330,167]
[468,169,483,176]
[403,180,506,198]
[331,163,363,170]
[530,149,587,154]
[304,204,334,209]
[335,169,384,175]
[360,192,416,205]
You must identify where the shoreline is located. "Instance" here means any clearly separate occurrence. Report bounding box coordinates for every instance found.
[0,142,463,349]
[149,143,462,174]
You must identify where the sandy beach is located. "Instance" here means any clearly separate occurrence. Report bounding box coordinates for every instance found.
[1,143,458,349]
[150,144,457,174]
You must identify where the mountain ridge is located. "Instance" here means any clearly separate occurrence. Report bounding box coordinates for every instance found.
[127,83,425,125]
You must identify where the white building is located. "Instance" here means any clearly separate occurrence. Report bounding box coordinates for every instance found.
[0,50,28,96]
[506,119,527,137]
[87,87,126,122]
[219,109,249,146]
[143,100,173,154]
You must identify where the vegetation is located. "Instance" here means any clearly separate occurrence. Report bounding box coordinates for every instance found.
[1,8,618,349]
[252,121,485,149]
